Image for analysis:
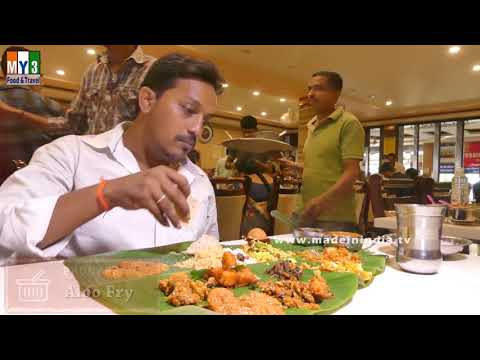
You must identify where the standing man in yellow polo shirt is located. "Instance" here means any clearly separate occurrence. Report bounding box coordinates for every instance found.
[280,71,365,231]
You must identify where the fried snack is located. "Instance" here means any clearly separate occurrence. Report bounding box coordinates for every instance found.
[207,288,284,315]
[219,270,238,288]
[204,252,258,288]
[307,274,334,301]
[258,273,333,310]
[158,272,208,307]
[222,251,237,269]
[236,267,258,287]
[238,292,284,315]
[102,261,169,280]
[207,288,243,314]
[205,266,258,288]
[246,228,270,243]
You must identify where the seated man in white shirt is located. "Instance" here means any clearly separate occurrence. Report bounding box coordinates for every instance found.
[0,53,225,263]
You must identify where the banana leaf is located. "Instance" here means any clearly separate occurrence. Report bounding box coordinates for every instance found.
[64,241,383,315]
[72,263,357,315]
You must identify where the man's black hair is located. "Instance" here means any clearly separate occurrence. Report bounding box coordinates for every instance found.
[311,71,343,91]
[406,168,419,179]
[1,46,29,77]
[240,115,258,130]
[141,53,225,99]
[380,163,395,174]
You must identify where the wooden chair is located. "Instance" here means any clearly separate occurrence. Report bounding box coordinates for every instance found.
[360,174,416,236]
[211,177,250,241]
[270,176,302,234]
[414,177,435,204]
[433,181,451,203]
[211,177,246,196]
[366,174,386,218]
[383,178,415,197]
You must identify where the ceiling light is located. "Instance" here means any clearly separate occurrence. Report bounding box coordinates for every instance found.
[56,69,65,76]
[253,91,260,96]
[448,46,461,55]
[260,112,267,116]
[473,64,480,72]
[236,106,242,111]
[222,83,229,88]
[86,48,96,55]
[280,98,286,102]
[385,100,393,106]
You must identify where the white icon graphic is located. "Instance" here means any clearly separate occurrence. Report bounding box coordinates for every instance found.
[16,270,50,302]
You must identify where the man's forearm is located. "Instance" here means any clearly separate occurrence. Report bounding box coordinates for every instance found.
[38,185,104,250]
[318,168,359,204]
[11,107,51,128]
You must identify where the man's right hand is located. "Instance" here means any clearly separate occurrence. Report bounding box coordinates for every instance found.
[104,166,191,228]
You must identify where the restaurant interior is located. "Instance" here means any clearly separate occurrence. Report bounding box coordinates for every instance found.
[1,44,480,316]
[1,45,480,244]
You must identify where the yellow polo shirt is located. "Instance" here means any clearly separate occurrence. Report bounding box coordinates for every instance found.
[299,107,365,223]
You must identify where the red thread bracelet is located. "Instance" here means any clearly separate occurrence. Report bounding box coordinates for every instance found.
[96,178,111,212]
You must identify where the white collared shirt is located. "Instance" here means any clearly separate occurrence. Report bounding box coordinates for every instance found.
[0,122,218,263]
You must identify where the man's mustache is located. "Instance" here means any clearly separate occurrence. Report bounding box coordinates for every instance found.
[175,134,196,147]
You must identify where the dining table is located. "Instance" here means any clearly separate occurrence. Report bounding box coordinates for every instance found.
[1,234,479,315]
[374,216,480,243]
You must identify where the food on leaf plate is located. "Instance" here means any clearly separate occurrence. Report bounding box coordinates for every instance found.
[175,234,255,270]
[299,247,372,282]
[205,251,258,288]
[266,260,303,280]
[246,227,270,243]
[102,260,169,280]
[243,240,296,263]
[175,235,225,270]
[258,270,333,310]
[207,288,284,315]
[159,272,208,306]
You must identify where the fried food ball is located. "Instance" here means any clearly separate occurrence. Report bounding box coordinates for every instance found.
[218,270,238,288]
[236,267,258,287]
[247,228,267,241]
[159,272,190,295]
[308,276,333,301]
[222,251,237,270]
[206,267,224,282]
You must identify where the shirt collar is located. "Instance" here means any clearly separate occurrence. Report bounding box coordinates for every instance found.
[79,122,203,184]
[308,106,345,130]
[100,46,150,66]
[80,121,128,152]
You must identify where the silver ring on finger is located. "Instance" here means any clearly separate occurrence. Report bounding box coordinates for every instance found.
[156,194,167,205]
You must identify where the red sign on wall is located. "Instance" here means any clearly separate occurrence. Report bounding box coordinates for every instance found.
[464,142,480,168]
